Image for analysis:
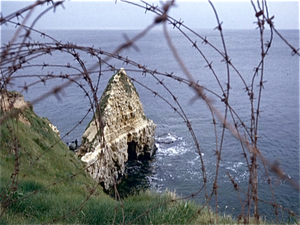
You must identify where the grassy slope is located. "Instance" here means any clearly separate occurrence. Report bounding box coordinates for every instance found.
[0,100,239,224]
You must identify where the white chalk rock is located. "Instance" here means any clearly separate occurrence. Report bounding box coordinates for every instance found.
[78,69,156,190]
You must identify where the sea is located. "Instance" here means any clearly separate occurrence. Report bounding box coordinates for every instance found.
[1,28,299,221]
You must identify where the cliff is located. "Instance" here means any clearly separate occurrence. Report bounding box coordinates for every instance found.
[0,90,111,224]
[77,69,156,190]
[0,90,60,136]
[0,90,31,126]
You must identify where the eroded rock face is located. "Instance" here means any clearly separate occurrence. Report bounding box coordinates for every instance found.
[0,90,31,126]
[78,69,156,190]
[0,91,29,111]
[48,122,60,137]
[1,91,62,134]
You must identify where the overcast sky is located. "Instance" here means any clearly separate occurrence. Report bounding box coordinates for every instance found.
[1,0,299,30]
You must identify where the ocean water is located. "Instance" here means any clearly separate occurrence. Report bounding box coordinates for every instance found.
[1,28,299,220]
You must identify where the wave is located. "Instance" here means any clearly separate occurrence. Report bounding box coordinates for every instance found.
[155,132,181,144]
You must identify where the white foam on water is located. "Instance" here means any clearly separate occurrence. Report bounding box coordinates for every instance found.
[155,132,180,144]
[155,133,192,157]
[165,146,182,156]
[224,162,249,182]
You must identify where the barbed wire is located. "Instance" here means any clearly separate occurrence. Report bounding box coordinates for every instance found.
[0,0,299,224]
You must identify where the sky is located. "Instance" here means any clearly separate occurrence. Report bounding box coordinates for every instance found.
[0,0,299,30]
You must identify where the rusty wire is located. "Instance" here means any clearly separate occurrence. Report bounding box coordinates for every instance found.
[0,0,299,224]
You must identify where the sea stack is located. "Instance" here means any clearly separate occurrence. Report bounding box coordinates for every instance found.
[77,69,156,190]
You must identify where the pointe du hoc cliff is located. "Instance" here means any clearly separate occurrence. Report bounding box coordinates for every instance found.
[77,69,156,190]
